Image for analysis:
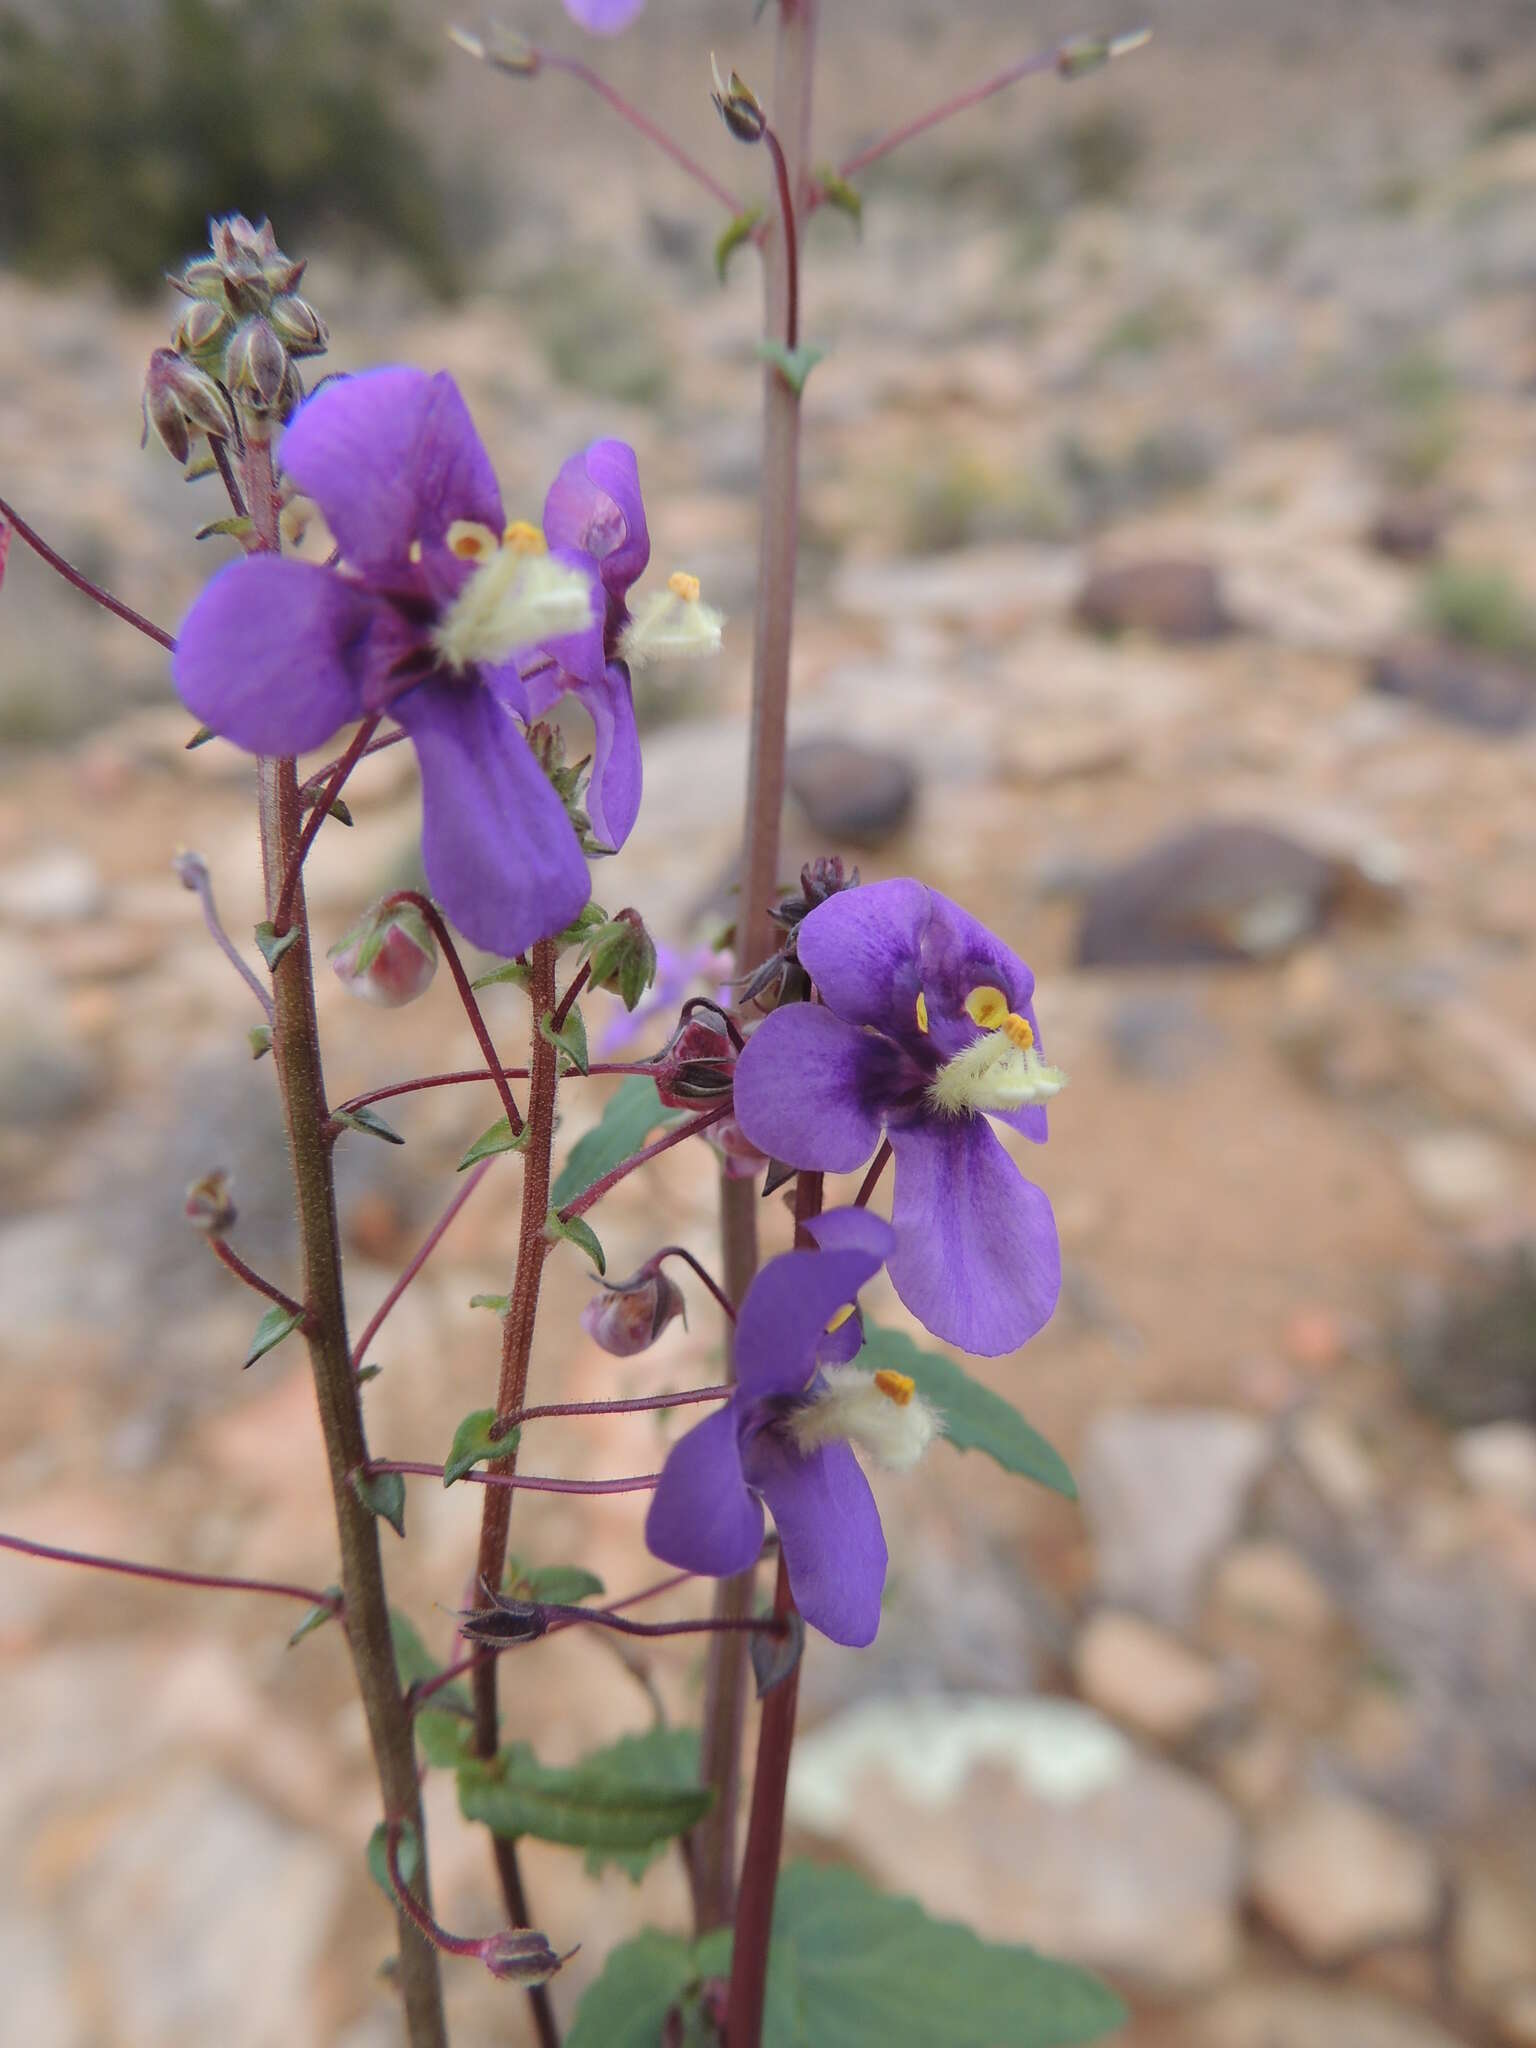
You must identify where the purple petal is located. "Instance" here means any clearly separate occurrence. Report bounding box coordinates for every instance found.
[732,1005,892,1173]
[887,1116,1060,1356]
[561,0,646,29]
[915,891,1037,1062]
[793,877,931,1039]
[644,1402,763,1578]
[747,1437,887,1647]
[816,1304,866,1368]
[803,1207,897,1263]
[734,1237,890,1401]
[393,683,590,958]
[542,441,649,600]
[280,368,502,578]
[574,661,641,850]
[174,556,371,754]
[531,544,608,694]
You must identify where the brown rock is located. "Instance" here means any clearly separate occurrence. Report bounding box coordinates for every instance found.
[785,738,916,847]
[1371,639,1536,733]
[1075,558,1231,641]
[1369,493,1449,563]
[1451,1865,1536,2018]
[1073,1610,1228,1744]
[1250,1795,1441,1962]
[1212,1541,1337,1639]
[1193,1983,1470,2048]
[1210,1718,1299,1815]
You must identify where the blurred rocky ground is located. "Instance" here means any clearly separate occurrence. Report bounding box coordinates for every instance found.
[3,0,1536,2043]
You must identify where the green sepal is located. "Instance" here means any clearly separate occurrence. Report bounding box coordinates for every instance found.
[244,1303,304,1369]
[539,1006,590,1076]
[332,1104,405,1145]
[443,1406,519,1486]
[714,204,764,283]
[351,1466,407,1538]
[366,1817,420,1905]
[756,338,826,394]
[859,1324,1077,1498]
[471,958,531,993]
[254,920,300,970]
[545,1209,606,1276]
[356,1363,383,1384]
[556,901,609,950]
[458,1115,532,1171]
[194,514,255,542]
[247,1025,273,1060]
[817,166,863,229]
[286,1587,341,1648]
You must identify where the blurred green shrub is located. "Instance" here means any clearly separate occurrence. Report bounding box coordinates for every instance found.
[1421,562,1536,658]
[0,0,456,295]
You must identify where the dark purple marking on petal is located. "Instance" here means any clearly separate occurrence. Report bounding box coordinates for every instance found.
[732,1004,893,1173]
[644,1401,763,1579]
[886,1115,1060,1357]
[746,1436,887,1648]
[915,890,1038,1062]
[173,555,372,755]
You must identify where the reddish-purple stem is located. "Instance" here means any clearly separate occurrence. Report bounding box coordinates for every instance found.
[558,1103,733,1222]
[0,492,177,650]
[272,715,381,932]
[333,1058,696,1118]
[0,1529,340,1610]
[834,40,1065,183]
[368,1459,660,1497]
[385,1828,486,1959]
[762,127,800,351]
[383,891,524,1138]
[655,1245,738,1323]
[503,1383,732,1430]
[549,959,592,1035]
[298,724,408,799]
[530,48,742,214]
[208,1236,305,1318]
[853,1138,893,1209]
[350,1159,495,1373]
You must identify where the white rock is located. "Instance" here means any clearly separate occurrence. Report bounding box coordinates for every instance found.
[0,847,104,925]
[1453,1424,1536,1514]
[1250,1794,1440,1962]
[1400,1131,1515,1223]
[1194,1982,1472,2048]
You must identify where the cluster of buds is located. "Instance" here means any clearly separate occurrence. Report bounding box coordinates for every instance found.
[579,1256,686,1357]
[738,855,860,1011]
[329,898,439,1008]
[583,907,658,1013]
[144,215,327,462]
[526,723,602,857]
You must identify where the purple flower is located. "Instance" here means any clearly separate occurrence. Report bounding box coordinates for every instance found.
[644,1209,938,1648]
[172,368,642,959]
[561,0,645,32]
[733,880,1065,1358]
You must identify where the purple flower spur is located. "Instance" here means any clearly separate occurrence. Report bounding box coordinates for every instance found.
[644,1208,939,1647]
[733,879,1065,1358]
[173,368,651,958]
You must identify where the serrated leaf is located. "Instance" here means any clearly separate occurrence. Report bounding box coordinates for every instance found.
[366,1817,420,1904]
[443,1407,518,1486]
[287,1587,341,1648]
[471,958,531,992]
[858,1324,1076,1499]
[510,1563,606,1607]
[756,337,826,394]
[546,1209,605,1276]
[567,1930,705,2048]
[579,1728,702,1882]
[714,203,764,282]
[185,723,216,749]
[469,1291,510,1314]
[333,1104,405,1145]
[254,919,300,970]
[458,1739,710,1855]
[550,1076,685,1211]
[458,1115,531,1171]
[247,1025,272,1060]
[352,1467,406,1538]
[539,1006,589,1075]
[244,1303,304,1368]
[194,513,254,542]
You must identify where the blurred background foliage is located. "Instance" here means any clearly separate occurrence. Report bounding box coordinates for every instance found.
[0,0,459,295]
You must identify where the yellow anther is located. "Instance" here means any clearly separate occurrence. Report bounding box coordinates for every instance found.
[445,518,498,561]
[667,570,701,603]
[503,519,547,556]
[407,539,423,564]
[965,985,1010,1030]
[824,1303,855,1336]
[873,1369,916,1407]
[915,989,929,1035]
[1003,1013,1034,1051]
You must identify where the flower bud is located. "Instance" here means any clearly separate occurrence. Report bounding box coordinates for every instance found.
[585,909,657,1013]
[141,348,234,463]
[477,1929,574,1987]
[652,1008,737,1107]
[184,1168,237,1236]
[705,1115,769,1182]
[171,255,227,299]
[711,56,767,143]
[268,293,328,358]
[224,317,289,415]
[329,900,439,1008]
[579,1264,686,1356]
[174,297,233,358]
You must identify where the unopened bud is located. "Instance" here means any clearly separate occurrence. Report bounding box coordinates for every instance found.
[652,1008,737,1107]
[184,1168,237,1236]
[171,255,227,299]
[477,1929,575,1987]
[579,1263,685,1357]
[268,293,327,358]
[171,848,212,893]
[141,348,233,463]
[174,297,233,357]
[329,900,439,1008]
[585,909,657,1012]
[710,55,766,143]
[706,1115,769,1182]
[224,317,289,414]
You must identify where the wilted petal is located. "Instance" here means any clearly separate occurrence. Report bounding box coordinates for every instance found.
[280,367,503,577]
[732,1004,892,1173]
[886,1115,1060,1356]
[645,1402,763,1578]
[174,555,372,754]
[733,1231,890,1401]
[542,440,649,600]
[747,1437,887,1648]
[394,683,590,959]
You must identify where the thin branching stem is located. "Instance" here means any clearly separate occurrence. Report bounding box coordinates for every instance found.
[0,1529,341,1610]
[349,1159,495,1373]
[0,492,177,650]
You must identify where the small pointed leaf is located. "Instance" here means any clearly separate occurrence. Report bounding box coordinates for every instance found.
[817,166,863,228]
[755,338,826,394]
[469,1291,510,1314]
[471,958,532,992]
[247,1025,273,1060]
[194,514,255,542]
[287,1587,341,1648]
[351,1466,407,1538]
[254,919,300,970]
[458,1115,531,1171]
[333,1104,406,1146]
[539,1006,589,1076]
[751,1608,805,1699]
[443,1407,519,1486]
[714,204,764,283]
[546,1209,605,1276]
[185,723,216,749]
[244,1303,304,1368]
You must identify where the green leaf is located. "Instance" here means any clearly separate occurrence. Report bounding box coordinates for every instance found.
[247,1025,272,1060]
[457,1739,711,1854]
[366,1818,420,1905]
[416,1708,476,1768]
[858,1324,1077,1499]
[546,1209,605,1276]
[357,1362,383,1384]
[540,1005,589,1075]
[390,1610,470,1712]
[185,723,216,749]
[714,204,764,283]
[458,1115,531,1171]
[817,166,863,229]
[194,513,255,542]
[755,338,826,394]
[332,1104,405,1145]
[469,1291,510,1314]
[510,1562,606,1607]
[471,958,531,992]
[556,900,609,949]
[580,1728,702,1881]
[253,919,300,970]
[443,1407,518,1486]
[286,1587,341,1648]
[567,1930,706,2048]
[351,1466,406,1538]
[550,1076,685,1211]
[244,1303,304,1369]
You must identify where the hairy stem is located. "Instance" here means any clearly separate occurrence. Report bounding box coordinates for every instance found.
[272,714,381,932]
[242,436,447,2048]
[207,1235,304,1318]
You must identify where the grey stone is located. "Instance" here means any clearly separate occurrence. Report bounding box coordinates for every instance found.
[786,738,917,848]
[1371,639,1536,734]
[1075,558,1231,641]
